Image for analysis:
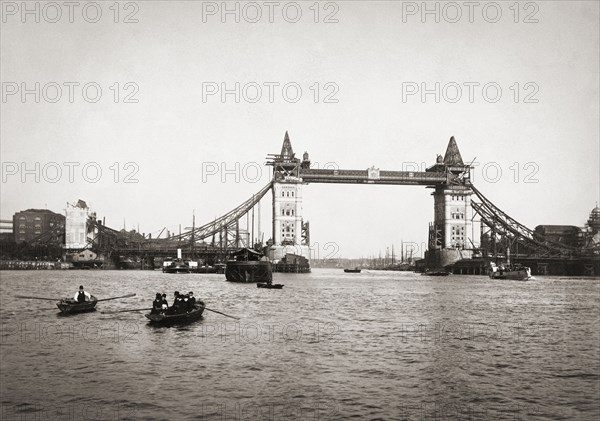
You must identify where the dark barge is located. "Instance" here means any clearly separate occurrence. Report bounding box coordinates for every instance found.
[273,253,311,273]
[225,248,272,283]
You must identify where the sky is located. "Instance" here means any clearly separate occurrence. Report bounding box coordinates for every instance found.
[1,0,599,258]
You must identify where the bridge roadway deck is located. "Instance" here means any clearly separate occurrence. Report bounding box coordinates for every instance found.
[106,243,238,258]
[299,169,449,185]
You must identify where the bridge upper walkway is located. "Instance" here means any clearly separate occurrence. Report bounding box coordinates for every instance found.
[299,168,452,185]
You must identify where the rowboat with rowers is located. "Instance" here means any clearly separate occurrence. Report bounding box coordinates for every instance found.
[145,302,206,326]
[15,292,136,314]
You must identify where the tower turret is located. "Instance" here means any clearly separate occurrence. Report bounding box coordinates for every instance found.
[443,136,464,166]
[301,151,311,169]
[280,131,295,161]
[587,205,600,233]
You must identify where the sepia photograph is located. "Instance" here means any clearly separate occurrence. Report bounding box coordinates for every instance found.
[1,1,599,420]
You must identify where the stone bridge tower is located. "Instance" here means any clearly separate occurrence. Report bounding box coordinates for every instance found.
[425,137,477,268]
[267,132,311,262]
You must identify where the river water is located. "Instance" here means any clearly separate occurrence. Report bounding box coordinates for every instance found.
[0,269,598,420]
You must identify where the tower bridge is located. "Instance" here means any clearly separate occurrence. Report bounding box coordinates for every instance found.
[50,132,598,274]
[265,131,475,265]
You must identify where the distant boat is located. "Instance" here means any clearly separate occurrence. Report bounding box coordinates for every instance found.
[191,265,218,274]
[70,250,105,269]
[162,259,191,274]
[382,263,415,272]
[344,268,361,273]
[117,256,141,270]
[489,262,532,281]
[71,260,104,269]
[257,283,284,289]
[421,270,451,276]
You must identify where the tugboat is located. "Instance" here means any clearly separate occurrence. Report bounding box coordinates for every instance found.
[162,249,191,274]
[225,248,272,283]
[163,258,191,274]
[488,262,531,281]
[488,250,532,281]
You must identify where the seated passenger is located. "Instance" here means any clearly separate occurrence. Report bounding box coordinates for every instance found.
[169,291,184,314]
[151,293,163,314]
[187,291,196,310]
[182,293,190,312]
[161,293,169,310]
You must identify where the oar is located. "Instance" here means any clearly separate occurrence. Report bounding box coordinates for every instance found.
[97,293,136,302]
[101,307,150,314]
[204,307,240,320]
[15,295,60,301]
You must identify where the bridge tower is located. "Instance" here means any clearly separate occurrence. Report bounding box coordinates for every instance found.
[425,137,478,268]
[267,131,311,262]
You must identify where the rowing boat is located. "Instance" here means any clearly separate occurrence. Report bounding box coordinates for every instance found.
[15,293,135,314]
[56,296,98,314]
[257,283,284,289]
[421,271,451,276]
[145,302,205,325]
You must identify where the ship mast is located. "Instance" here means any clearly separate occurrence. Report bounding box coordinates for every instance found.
[191,210,195,259]
[401,240,404,264]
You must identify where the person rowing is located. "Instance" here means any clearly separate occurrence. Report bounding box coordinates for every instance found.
[73,285,91,302]
[161,293,169,310]
[151,293,163,314]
